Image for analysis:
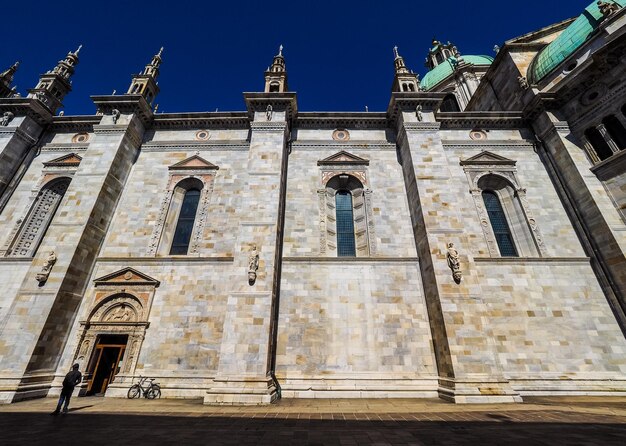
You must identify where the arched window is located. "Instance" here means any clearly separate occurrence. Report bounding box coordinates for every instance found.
[440,93,461,112]
[602,116,626,150]
[335,190,356,257]
[482,191,518,257]
[435,53,443,64]
[7,177,71,257]
[585,127,613,161]
[169,187,201,255]
[269,82,280,92]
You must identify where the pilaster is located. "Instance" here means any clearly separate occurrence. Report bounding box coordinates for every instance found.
[388,92,521,403]
[0,99,52,204]
[204,93,296,405]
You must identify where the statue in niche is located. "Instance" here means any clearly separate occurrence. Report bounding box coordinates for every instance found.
[1,111,14,126]
[248,245,259,285]
[112,109,120,124]
[35,250,57,284]
[266,104,273,121]
[446,242,462,284]
[518,76,530,90]
[416,105,423,122]
[598,1,620,17]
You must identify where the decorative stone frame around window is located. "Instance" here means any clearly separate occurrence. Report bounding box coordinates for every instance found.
[0,153,82,257]
[317,151,377,257]
[73,267,160,383]
[461,151,547,257]
[147,154,218,256]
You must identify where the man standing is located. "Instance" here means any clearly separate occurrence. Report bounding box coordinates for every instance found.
[51,363,82,415]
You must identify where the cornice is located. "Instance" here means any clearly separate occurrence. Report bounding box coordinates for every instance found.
[250,121,288,132]
[49,115,100,132]
[387,92,447,124]
[0,97,53,126]
[243,92,298,121]
[152,112,249,130]
[442,140,535,148]
[40,143,89,152]
[297,112,388,129]
[91,94,154,126]
[403,122,441,131]
[437,111,526,129]
[292,140,395,150]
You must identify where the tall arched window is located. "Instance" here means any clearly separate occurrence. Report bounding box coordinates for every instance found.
[440,93,461,112]
[8,177,71,257]
[482,191,518,257]
[585,127,613,161]
[169,188,201,255]
[603,116,626,150]
[335,190,356,257]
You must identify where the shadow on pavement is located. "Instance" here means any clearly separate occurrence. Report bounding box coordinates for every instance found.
[0,412,625,445]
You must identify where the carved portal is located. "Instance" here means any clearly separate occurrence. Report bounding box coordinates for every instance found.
[73,267,159,377]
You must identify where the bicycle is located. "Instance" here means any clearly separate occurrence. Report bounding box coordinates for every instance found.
[127,375,161,399]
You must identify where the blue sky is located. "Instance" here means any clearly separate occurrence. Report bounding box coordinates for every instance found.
[4,0,592,114]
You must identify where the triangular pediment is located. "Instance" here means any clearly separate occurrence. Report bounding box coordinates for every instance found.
[43,153,83,167]
[460,151,516,166]
[94,267,160,287]
[169,155,219,170]
[317,151,369,166]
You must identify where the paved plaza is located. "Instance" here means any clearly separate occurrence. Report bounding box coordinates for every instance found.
[0,396,625,445]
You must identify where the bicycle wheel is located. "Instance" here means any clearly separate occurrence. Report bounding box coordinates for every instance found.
[127,384,141,399]
[146,384,161,399]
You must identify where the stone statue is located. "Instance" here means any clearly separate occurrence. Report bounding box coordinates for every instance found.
[112,109,120,124]
[416,105,423,122]
[1,111,14,126]
[598,1,620,17]
[446,242,462,284]
[248,245,259,285]
[493,45,500,54]
[105,305,133,322]
[36,250,57,284]
[266,104,273,121]
[518,76,529,90]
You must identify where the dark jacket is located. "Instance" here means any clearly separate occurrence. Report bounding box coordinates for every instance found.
[62,370,82,390]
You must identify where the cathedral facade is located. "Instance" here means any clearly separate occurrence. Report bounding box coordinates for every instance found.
[1,1,626,405]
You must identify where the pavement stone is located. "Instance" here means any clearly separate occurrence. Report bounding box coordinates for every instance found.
[0,396,625,445]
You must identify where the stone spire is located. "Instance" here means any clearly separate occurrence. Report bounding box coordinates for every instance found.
[127,47,163,106]
[425,39,460,70]
[391,46,420,93]
[27,46,82,114]
[264,45,288,93]
[0,61,19,98]
[393,46,410,74]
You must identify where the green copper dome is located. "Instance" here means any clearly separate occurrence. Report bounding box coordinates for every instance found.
[421,55,493,91]
[529,0,626,83]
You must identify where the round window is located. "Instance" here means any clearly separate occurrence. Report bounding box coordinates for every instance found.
[332,128,350,141]
[195,130,210,141]
[72,133,90,143]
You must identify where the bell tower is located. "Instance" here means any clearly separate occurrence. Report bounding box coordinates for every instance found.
[27,46,81,114]
[127,47,163,106]
[0,62,19,98]
[264,45,288,93]
[391,46,420,93]
[425,39,460,69]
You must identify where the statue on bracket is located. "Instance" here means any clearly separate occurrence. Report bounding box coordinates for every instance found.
[248,245,259,285]
[36,250,57,285]
[1,111,14,126]
[446,242,462,284]
[112,109,120,124]
[266,104,273,121]
[416,105,423,122]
